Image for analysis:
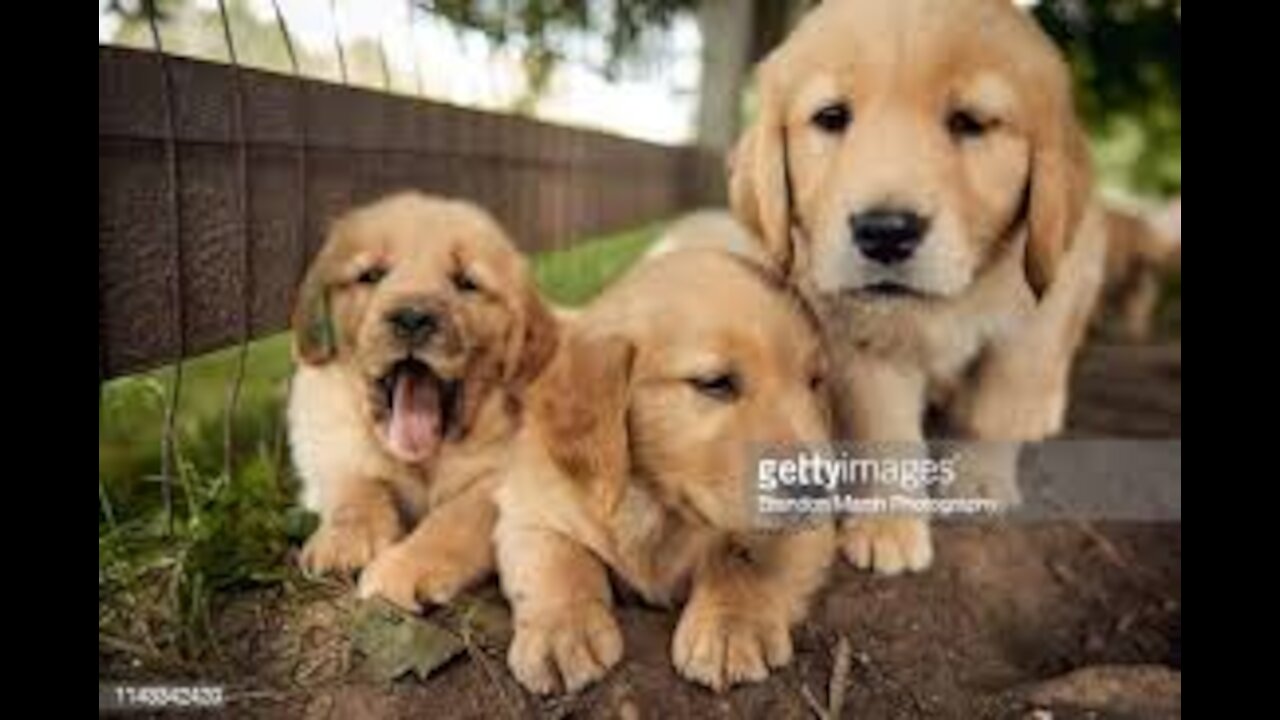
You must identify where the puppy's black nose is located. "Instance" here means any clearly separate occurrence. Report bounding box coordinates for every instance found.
[386,307,438,344]
[850,209,928,264]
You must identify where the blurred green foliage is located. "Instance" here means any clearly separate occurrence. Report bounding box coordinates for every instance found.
[1034,0,1181,197]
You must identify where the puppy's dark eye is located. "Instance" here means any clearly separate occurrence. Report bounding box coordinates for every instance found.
[947,109,989,140]
[356,266,388,285]
[451,270,479,293]
[689,372,741,402]
[811,102,852,134]
[809,372,825,392]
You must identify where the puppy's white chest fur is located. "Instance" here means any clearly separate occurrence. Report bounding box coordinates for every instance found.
[289,365,420,511]
[814,241,1035,397]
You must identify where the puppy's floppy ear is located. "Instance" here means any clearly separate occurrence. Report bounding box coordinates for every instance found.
[531,327,635,515]
[503,277,560,388]
[729,71,794,274]
[1024,59,1093,298]
[291,224,345,365]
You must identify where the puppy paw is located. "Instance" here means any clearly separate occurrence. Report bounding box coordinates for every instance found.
[508,602,623,695]
[299,509,399,576]
[841,516,932,575]
[964,383,1067,440]
[948,444,1023,508]
[672,601,792,692]
[357,543,477,612]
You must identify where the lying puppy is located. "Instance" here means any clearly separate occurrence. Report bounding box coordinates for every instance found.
[1096,201,1181,343]
[729,0,1107,573]
[288,192,557,609]
[644,209,772,267]
[495,249,835,693]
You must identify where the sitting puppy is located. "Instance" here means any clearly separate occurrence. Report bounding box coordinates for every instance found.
[728,0,1109,573]
[288,192,557,609]
[495,249,836,694]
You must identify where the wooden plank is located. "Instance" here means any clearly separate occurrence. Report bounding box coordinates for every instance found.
[99,46,726,379]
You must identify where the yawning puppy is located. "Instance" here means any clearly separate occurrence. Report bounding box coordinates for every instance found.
[288,192,556,609]
[495,249,835,694]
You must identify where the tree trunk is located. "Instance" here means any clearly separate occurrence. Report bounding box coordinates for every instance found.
[695,0,754,152]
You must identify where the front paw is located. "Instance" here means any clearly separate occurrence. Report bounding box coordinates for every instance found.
[357,544,426,612]
[672,601,792,691]
[841,516,932,575]
[944,442,1024,508]
[299,511,399,576]
[964,383,1067,440]
[357,543,476,611]
[508,602,623,694]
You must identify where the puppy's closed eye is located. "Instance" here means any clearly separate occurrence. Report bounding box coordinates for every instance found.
[451,269,480,293]
[356,265,388,286]
[688,372,742,402]
[946,109,995,141]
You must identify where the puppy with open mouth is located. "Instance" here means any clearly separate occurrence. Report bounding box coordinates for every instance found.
[495,249,836,694]
[287,192,557,610]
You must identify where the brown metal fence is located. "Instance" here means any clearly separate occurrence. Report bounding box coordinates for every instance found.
[99,46,725,381]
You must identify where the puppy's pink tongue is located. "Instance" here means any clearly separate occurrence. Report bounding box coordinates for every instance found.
[387,370,441,463]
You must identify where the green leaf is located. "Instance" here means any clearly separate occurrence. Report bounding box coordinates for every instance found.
[283,507,320,543]
[351,599,465,682]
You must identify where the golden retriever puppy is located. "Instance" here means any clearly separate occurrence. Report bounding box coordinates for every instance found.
[1096,201,1180,342]
[496,249,835,693]
[1154,195,1181,242]
[288,192,557,609]
[644,209,772,267]
[729,0,1107,574]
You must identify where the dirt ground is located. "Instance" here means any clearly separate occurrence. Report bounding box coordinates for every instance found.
[105,341,1182,719]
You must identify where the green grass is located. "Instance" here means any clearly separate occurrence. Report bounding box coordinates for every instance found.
[532,223,661,306]
[99,221,664,668]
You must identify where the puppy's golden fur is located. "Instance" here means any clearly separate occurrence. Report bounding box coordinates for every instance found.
[496,250,835,694]
[645,209,772,267]
[1096,202,1180,342]
[729,0,1107,573]
[288,192,556,608]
